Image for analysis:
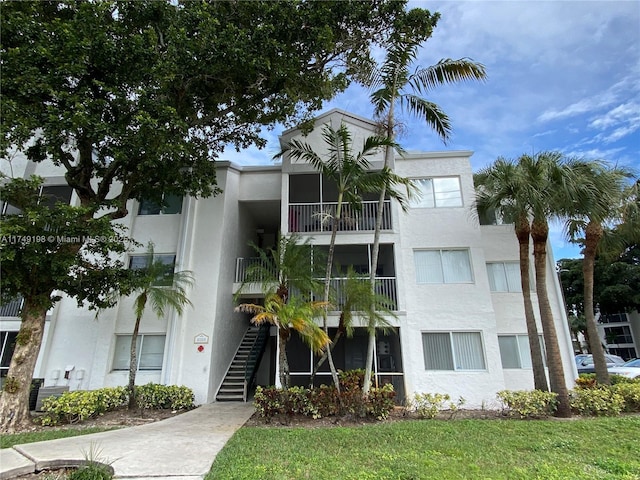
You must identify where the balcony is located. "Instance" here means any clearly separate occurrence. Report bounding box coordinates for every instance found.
[234,258,397,310]
[288,200,391,233]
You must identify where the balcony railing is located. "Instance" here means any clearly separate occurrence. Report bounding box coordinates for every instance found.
[234,259,398,310]
[322,277,398,311]
[288,200,391,233]
[0,297,24,317]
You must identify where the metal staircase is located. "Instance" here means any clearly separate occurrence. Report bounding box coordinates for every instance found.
[216,324,269,402]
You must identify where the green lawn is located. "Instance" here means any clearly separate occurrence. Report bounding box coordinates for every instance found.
[1,427,118,449]
[207,417,640,480]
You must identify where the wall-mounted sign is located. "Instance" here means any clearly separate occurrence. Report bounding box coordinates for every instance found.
[194,333,209,344]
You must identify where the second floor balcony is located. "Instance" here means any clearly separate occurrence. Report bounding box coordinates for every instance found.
[234,257,398,311]
[288,200,391,233]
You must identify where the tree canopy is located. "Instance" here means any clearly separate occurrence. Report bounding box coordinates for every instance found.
[1,0,423,216]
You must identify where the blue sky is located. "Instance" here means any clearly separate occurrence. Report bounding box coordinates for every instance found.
[222,0,640,262]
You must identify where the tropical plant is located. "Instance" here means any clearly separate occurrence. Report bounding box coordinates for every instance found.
[235,294,330,388]
[125,244,194,409]
[280,123,408,390]
[519,151,580,417]
[565,160,634,384]
[362,26,487,394]
[235,233,324,303]
[309,266,396,384]
[234,234,324,388]
[474,158,549,391]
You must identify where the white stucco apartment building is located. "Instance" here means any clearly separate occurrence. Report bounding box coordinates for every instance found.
[1,109,577,407]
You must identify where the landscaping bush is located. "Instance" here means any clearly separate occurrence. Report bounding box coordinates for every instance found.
[135,383,195,410]
[570,387,625,416]
[612,382,640,412]
[496,390,558,418]
[575,374,597,389]
[41,387,128,426]
[253,370,396,421]
[40,383,195,426]
[409,392,466,419]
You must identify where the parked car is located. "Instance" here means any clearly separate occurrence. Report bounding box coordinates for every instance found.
[575,353,625,374]
[608,359,640,379]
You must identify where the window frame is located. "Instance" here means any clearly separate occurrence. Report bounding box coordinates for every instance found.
[410,176,463,208]
[112,334,166,372]
[128,254,176,286]
[498,334,546,369]
[422,331,487,371]
[486,262,524,293]
[138,194,183,215]
[414,249,474,284]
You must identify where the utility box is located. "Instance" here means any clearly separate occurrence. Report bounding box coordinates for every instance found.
[35,386,69,411]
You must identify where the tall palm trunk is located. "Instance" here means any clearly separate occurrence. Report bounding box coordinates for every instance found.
[278,329,291,388]
[583,221,610,384]
[531,221,571,417]
[323,192,343,391]
[128,302,145,409]
[363,115,395,395]
[0,295,49,432]
[516,223,549,391]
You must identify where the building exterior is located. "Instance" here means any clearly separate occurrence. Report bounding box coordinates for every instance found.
[597,312,639,361]
[1,109,577,407]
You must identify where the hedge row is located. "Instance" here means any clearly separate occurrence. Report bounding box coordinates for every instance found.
[41,383,195,426]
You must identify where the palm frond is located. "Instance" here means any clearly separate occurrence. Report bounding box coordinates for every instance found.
[399,95,452,143]
[409,58,486,95]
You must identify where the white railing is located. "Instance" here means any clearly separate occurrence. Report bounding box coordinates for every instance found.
[0,297,24,317]
[235,257,277,283]
[288,200,391,233]
[235,260,398,310]
[324,277,398,310]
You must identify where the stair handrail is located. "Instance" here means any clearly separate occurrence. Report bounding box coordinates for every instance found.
[243,323,270,402]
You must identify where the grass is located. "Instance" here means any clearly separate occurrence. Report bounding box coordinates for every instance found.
[1,427,118,449]
[207,417,640,480]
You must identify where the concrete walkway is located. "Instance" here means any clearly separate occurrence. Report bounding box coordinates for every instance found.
[0,403,255,480]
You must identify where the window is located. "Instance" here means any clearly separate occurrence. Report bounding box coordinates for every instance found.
[422,332,486,371]
[498,334,546,369]
[411,177,462,208]
[138,194,183,215]
[414,249,473,284]
[40,186,73,209]
[487,262,522,292]
[112,334,166,371]
[1,332,18,378]
[604,326,634,344]
[599,313,629,324]
[1,185,73,215]
[129,254,176,286]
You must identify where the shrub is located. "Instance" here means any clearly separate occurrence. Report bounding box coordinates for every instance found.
[611,383,640,412]
[575,375,597,389]
[41,387,128,426]
[366,384,396,420]
[253,371,396,421]
[40,383,194,426]
[135,383,195,410]
[496,390,558,418]
[570,387,624,416]
[409,392,466,419]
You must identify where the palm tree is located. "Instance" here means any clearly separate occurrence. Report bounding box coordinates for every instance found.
[281,123,408,390]
[127,244,194,409]
[565,161,634,384]
[362,34,486,394]
[474,158,549,391]
[234,233,324,387]
[520,151,576,417]
[235,294,330,387]
[309,266,396,385]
